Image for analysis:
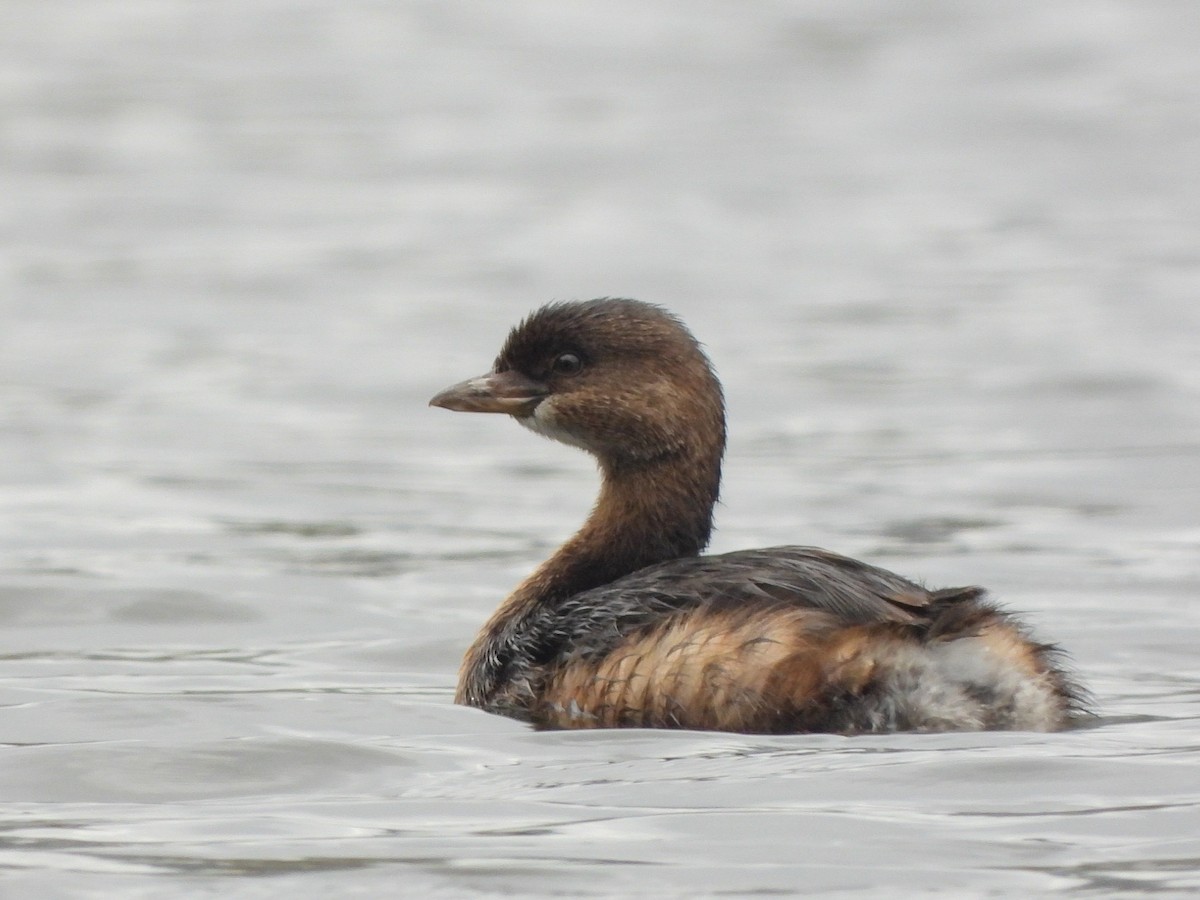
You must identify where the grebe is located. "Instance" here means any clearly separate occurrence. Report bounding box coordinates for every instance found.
[430,299,1086,733]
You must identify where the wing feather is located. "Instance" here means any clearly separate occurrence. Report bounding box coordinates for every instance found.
[532,545,983,667]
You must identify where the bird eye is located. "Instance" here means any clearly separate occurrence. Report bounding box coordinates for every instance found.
[551,352,583,376]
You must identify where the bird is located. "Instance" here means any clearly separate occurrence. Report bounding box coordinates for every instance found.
[429,298,1087,733]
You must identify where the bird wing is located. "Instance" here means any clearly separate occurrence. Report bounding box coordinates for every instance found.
[612,545,981,623]
[535,545,984,665]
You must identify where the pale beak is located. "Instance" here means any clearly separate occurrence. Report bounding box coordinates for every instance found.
[429,370,549,416]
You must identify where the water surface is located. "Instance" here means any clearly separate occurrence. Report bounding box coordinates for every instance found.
[2,2,1199,896]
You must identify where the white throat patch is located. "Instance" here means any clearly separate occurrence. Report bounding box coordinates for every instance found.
[517,399,593,452]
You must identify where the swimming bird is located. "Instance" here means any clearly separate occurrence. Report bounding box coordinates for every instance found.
[430,298,1086,733]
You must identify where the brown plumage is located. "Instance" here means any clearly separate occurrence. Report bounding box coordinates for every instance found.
[430,299,1088,733]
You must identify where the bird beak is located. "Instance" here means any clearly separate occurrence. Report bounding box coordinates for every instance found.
[429,370,549,416]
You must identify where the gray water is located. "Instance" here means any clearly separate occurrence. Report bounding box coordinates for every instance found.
[2,2,1199,896]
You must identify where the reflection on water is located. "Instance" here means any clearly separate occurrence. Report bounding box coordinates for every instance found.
[2,1,1200,896]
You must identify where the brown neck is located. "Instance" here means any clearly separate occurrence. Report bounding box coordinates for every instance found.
[534,448,721,600]
[456,443,722,708]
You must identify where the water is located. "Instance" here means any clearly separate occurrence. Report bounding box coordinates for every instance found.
[2,2,1199,896]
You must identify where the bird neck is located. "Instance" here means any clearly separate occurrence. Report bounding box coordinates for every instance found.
[455,444,721,709]
[546,446,722,597]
